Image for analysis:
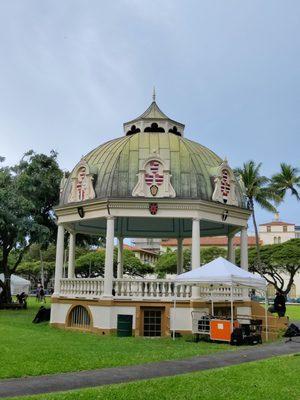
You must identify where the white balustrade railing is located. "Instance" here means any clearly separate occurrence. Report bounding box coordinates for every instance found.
[60,278,104,298]
[59,278,245,300]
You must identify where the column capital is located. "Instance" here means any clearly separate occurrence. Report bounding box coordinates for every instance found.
[106,215,115,221]
[192,217,201,222]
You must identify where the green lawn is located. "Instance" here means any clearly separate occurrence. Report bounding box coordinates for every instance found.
[6,354,300,400]
[0,298,230,379]
[286,305,300,321]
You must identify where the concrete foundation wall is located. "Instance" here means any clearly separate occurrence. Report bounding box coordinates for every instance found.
[50,303,72,324]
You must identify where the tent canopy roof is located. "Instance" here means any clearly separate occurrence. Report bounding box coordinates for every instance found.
[174,257,266,290]
[0,274,30,284]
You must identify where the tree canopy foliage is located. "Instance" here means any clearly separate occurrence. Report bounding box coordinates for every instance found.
[234,161,278,267]
[271,163,300,201]
[0,151,62,301]
[75,248,154,278]
[155,246,226,277]
[247,239,300,295]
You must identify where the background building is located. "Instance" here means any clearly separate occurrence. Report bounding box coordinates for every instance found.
[259,213,300,298]
[131,238,160,253]
[259,213,295,245]
[160,236,258,252]
[123,244,159,266]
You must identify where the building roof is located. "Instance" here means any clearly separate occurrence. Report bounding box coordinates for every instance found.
[59,100,246,206]
[161,236,259,247]
[259,221,294,226]
[124,244,158,256]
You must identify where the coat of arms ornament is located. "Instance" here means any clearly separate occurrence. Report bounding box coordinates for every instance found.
[68,160,96,203]
[132,153,176,198]
[212,159,238,206]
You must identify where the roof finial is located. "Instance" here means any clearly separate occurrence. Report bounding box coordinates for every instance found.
[152,86,156,102]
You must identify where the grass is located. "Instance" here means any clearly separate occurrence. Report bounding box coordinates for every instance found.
[0,298,230,379]
[5,354,300,400]
[286,305,300,321]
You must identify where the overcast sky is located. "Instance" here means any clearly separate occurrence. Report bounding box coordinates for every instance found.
[0,0,299,228]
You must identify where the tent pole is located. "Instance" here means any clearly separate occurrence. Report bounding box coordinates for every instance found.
[210,287,214,316]
[173,287,177,341]
[264,288,269,342]
[230,284,234,333]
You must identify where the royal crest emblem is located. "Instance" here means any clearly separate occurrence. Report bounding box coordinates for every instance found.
[132,153,176,198]
[212,159,238,206]
[149,203,158,215]
[76,167,88,201]
[145,161,164,197]
[220,169,231,203]
[68,160,96,203]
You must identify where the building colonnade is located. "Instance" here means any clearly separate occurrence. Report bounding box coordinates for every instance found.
[53,217,249,297]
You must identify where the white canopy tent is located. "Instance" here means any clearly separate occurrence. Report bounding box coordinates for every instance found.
[173,257,268,341]
[0,274,30,295]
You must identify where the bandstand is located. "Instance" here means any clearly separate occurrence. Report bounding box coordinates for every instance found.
[51,95,261,337]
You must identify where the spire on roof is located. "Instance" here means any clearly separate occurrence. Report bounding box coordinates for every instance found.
[123,92,185,136]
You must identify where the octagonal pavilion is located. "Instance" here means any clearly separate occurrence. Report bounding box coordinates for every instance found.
[51,96,258,337]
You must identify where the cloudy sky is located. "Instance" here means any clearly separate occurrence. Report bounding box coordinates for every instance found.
[0,0,299,227]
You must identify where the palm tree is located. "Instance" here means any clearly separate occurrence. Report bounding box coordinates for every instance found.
[271,163,300,201]
[234,161,278,266]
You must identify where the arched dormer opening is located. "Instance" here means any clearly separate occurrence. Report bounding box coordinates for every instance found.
[144,123,165,133]
[168,126,181,136]
[126,125,141,136]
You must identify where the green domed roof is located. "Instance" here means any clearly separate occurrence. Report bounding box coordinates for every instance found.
[60,131,244,206]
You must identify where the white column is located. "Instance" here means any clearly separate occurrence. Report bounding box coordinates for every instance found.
[227,234,235,264]
[103,216,115,298]
[117,237,124,279]
[68,232,76,278]
[240,227,249,271]
[191,218,201,299]
[54,224,65,295]
[177,238,183,275]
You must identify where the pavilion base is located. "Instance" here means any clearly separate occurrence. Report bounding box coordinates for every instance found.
[50,297,288,341]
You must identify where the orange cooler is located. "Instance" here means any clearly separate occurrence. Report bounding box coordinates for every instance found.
[210,320,232,342]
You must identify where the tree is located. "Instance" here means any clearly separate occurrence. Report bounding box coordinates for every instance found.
[271,163,300,201]
[247,239,300,296]
[155,248,177,277]
[0,151,62,302]
[234,161,278,267]
[120,249,154,277]
[75,248,154,278]
[155,246,225,277]
[155,248,192,277]
[201,247,227,264]
[18,260,55,288]
[76,251,105,277]
[17,243,90,286]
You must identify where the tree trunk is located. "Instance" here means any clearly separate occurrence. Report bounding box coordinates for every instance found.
[1,255,12,303]
[251,202,262,271]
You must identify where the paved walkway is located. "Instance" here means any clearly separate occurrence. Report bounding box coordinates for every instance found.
[1,340,300,399]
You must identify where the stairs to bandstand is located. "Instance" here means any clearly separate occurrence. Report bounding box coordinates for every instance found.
[250,301,289,341]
